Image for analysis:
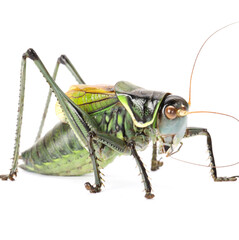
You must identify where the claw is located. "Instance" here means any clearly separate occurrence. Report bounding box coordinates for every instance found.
[214,176,238,182]
[0,174,16,181]
[0,170,18,181]
[145,192,155,199]
[84,182,101,193]
[0,175,9,181]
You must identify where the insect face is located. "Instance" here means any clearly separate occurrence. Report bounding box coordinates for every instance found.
[158,95,189,153]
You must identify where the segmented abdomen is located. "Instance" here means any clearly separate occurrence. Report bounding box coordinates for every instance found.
[21,122,117,176]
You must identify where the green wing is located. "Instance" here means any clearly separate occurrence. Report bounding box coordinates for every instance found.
[56,84,119,122]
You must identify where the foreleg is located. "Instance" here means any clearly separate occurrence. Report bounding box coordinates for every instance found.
[184,127,238,181]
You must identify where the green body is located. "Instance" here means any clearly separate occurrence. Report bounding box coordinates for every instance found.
[21,86,156,176]
[2,49,236,199]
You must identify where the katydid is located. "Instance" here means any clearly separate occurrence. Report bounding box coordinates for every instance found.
[1,24,239,199]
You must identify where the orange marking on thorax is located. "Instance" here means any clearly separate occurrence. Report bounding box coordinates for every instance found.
[68,84,115,94]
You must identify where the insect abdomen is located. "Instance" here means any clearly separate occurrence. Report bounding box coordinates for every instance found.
[21,122,116,176]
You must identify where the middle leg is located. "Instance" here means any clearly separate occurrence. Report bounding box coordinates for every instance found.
[129,142,154,199]
[151,142,163,171]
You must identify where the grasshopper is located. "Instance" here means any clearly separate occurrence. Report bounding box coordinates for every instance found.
[1,24,238,199]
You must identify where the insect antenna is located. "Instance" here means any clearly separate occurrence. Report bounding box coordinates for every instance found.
[177,109,239,122]
[188,22,239,106]
[170,155,239,169]
[187,110,239,122]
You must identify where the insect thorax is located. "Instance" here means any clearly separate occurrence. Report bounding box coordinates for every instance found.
[92,104,157,151]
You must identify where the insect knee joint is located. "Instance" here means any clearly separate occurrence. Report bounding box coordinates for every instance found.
[88,131,96,139]
[58,55,68,65]
[127,141,135,149]
[26,48,39,60]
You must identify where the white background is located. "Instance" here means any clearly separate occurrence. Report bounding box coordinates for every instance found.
[0,1,239,239]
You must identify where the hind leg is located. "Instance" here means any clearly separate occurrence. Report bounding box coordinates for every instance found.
[0,52,86,180]
[35,55,85,141]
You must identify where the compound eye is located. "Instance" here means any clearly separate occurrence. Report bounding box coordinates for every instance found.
[165,106,177,119]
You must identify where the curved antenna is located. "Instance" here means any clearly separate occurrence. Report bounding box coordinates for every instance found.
[177,109,239,122]
[188,22,239,106]
[187,110,239,122]
[170,156,239,169]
